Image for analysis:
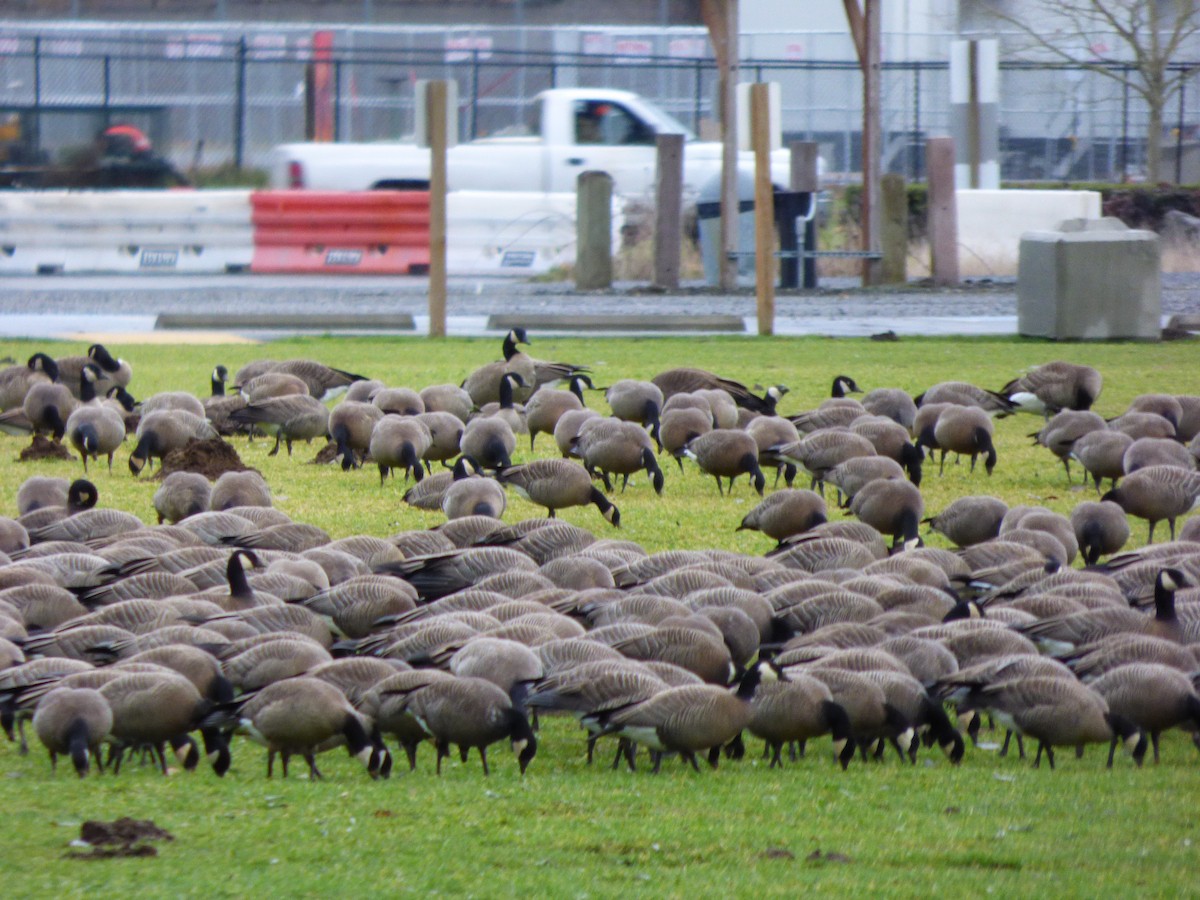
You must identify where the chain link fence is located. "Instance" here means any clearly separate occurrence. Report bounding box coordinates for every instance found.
[0,22,1196,182]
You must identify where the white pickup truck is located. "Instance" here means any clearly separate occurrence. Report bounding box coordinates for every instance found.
[269,87,794,199]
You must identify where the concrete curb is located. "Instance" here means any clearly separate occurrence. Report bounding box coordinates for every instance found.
[486,314,746,332]
[155,313,416,331]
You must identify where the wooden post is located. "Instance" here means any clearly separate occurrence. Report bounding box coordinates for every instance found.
[751,83,774,335]
[575,171,613,290]
[860,0,881,286]
[926,137,959,286]
[720,0,740,291]
[880,172,907,284]
[790,141,820,289]
[426,80,448,337]
[653,133,684,290]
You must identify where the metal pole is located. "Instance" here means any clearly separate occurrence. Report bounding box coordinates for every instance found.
[1176,70,1187,184]
[912,65,920,181]
[234,37,247,169]
[103,55,111,126]
[1121,72,1129,180]
[470,50,479,140]
[333,59,342,142]
[32,37,42,150]
[427,81,449,338]
[693,59,703,133]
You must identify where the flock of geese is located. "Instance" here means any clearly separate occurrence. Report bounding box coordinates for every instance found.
[0,334,1198,781]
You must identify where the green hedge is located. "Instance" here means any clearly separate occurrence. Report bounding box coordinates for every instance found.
[841,182,1200,237]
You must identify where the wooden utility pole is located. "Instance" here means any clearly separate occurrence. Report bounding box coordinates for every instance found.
[750,83,774,334]
[843,0,882,286]
[426,80,448,337]
[700,0,739,291]
[653,133,684,290]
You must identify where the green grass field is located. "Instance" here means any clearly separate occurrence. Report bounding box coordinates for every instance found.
[0,334,1197,897]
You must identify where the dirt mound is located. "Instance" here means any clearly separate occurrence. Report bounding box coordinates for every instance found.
[19,435,74,462]
[156,438,255,481]
[68,817,174,859]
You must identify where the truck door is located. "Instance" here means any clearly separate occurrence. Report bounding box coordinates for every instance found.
[554,99,656,196]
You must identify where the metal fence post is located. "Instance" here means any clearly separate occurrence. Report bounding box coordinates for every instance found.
[470,50,479,140]
[32,37,42,150]
[103,55,111,125]
[333,58,343,141]
[1176,70,1187,184]
[234,36,246,169]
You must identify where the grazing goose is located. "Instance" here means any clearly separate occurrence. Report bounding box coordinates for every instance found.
[1123,437,1195,474]
[771,430,876,493]
[402,456,477,510]
[681,429,766,496]
[99,670,229,776]
[230,395,330,458]
[496,459,620,526]
[493,327,589,390]
[575,418,664,495]
[371,416,433,485]
[959,676,1145,768]
[16,476,70,516]
[737,489,827,542]
[822,456,905,505]
[527,375,593,451]
[266,359,367,402]
[203,365,248,435]
[371,386,425,416]
[64,398,125,472]
[0,353,59,412]
[210,471,272,511]
[420,383,474,423]
[652,368,787,414]
[442,469,507,520]
[658,407,713,468]
[861,387,917,430]
[923,495,1007,547]
[747,671,856,769]
[849,478,924,551]
[32,686,113,777]
[400,675,538,775]
[412,411,464,470]
[129,409,217,475]
[931,405,997,475]
[1033,410,1107,482]
[460,413,517,472]
[744,415,801,486]
[230,676,377,779]
[1089,663,1200,763]
[916,381,1012,415]
[374,547,539,600]
[999,361,1103,415]
[1108,411,1176,442]
[1070,501,1131,564]
[237,371,310,403]
[141,391,205,419]
[1070,430,1134,493]
[1101,466,1200,541]
[327,400,384,470]
[850,416,924,485]
[606,379,664,448]
[596,663,775,773]
[553,408,602,458]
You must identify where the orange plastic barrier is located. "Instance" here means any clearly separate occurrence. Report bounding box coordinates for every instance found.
[250,191,430,275]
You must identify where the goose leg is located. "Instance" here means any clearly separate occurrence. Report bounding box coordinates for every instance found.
[999,730,1012,757]
[1152,731,1161,764]
[306,754,322,780]
[435,740,449,775]
[402,740,419,771]
[714,475,724,497]
[268,434,282,456]
[706,746,721,769]
[1107,736,1118,768]
[282,752,291,778]
[650,750,663,774]
[769,742,783,769]
[682,750,701,773]
[479,747,490,777]
[794,740,805,760]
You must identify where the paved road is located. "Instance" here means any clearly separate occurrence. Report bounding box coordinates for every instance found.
[0,272,1196,340]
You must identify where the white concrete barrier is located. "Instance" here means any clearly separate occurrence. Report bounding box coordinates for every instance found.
[0,191,255,275]
[447,190,622,276]
[0,189,618,278]
[956,189,1102,276]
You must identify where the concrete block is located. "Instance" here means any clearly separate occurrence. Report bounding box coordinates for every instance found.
[1018,221,1160,341]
